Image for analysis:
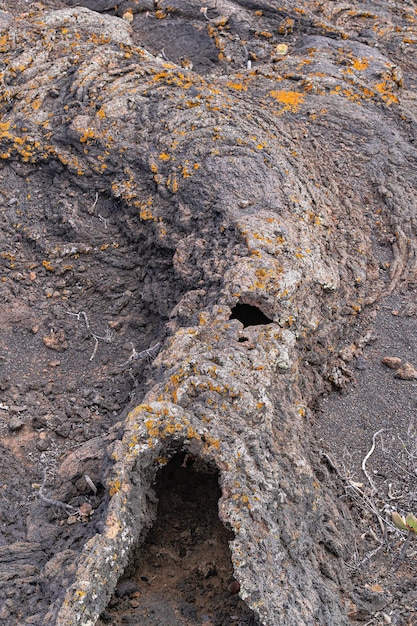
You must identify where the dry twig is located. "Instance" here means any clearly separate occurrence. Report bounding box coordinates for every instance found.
[66,310,114,360]
[362,428,385,494]
[119,341,160,366]
[38,470,77,515]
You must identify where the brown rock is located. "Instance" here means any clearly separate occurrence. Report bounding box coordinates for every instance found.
[57,437,107,480]
[381,356,402,369]
[43,330,68,352]
[79,502,93,517]
[394,363,417,380]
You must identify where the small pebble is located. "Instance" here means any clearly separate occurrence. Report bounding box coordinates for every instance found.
[36,437,51,452]
[79,502,93,517]
[381,356,402,369]
[8,416,25,432]
[122,10,133,22]
[394,362,417,380]
[228,580,240,594]
[355,357,367,370]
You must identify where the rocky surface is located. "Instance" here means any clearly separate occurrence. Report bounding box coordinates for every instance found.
[0,1,416,625]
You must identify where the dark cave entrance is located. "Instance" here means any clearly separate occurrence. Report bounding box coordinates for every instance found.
[98,452,258,625]
[230,303,273,327]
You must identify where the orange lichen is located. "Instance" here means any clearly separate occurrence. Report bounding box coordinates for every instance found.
[187,426,201,440]
[269,90,305,112]
[277,18,294,35]
[79,128,95,143]
[0,121,12,139]
[227,81,247,91]
[108,478,122,497]
[139,207,155,220]
[181,164,192,178]
[42,260,54,271]
[374,79,399,105]
[167,173,179,193]
[352,57,369,71]
[203,434,221,450]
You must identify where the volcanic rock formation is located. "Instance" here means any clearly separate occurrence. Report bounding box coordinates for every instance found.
[0,1,416,625]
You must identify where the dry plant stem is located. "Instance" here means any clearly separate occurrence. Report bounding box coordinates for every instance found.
[66,311,113,360]
[358,543,385,568]
[393,532,414,571]
[348,483,387,536]
[91,192,98,210]
[66,310,90,330]
[98,214,109,228]
[323,449,417,570]
[120,341,161,366]
[39,470,77,515]
[387,483,403,500]
[362,428,385,494]
[322,451,395,542]
[90,334,99,361]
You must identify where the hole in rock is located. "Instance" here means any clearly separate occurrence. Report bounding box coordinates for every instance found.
[230,303,273,328]
[98,452,258,625]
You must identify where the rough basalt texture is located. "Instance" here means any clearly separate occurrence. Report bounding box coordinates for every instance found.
[0,1,416,624]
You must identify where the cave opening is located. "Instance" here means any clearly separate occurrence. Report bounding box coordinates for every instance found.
[98,452,258,625]
[230,302,273,327]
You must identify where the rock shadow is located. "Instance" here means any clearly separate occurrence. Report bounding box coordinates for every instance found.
[230,302,273,327]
